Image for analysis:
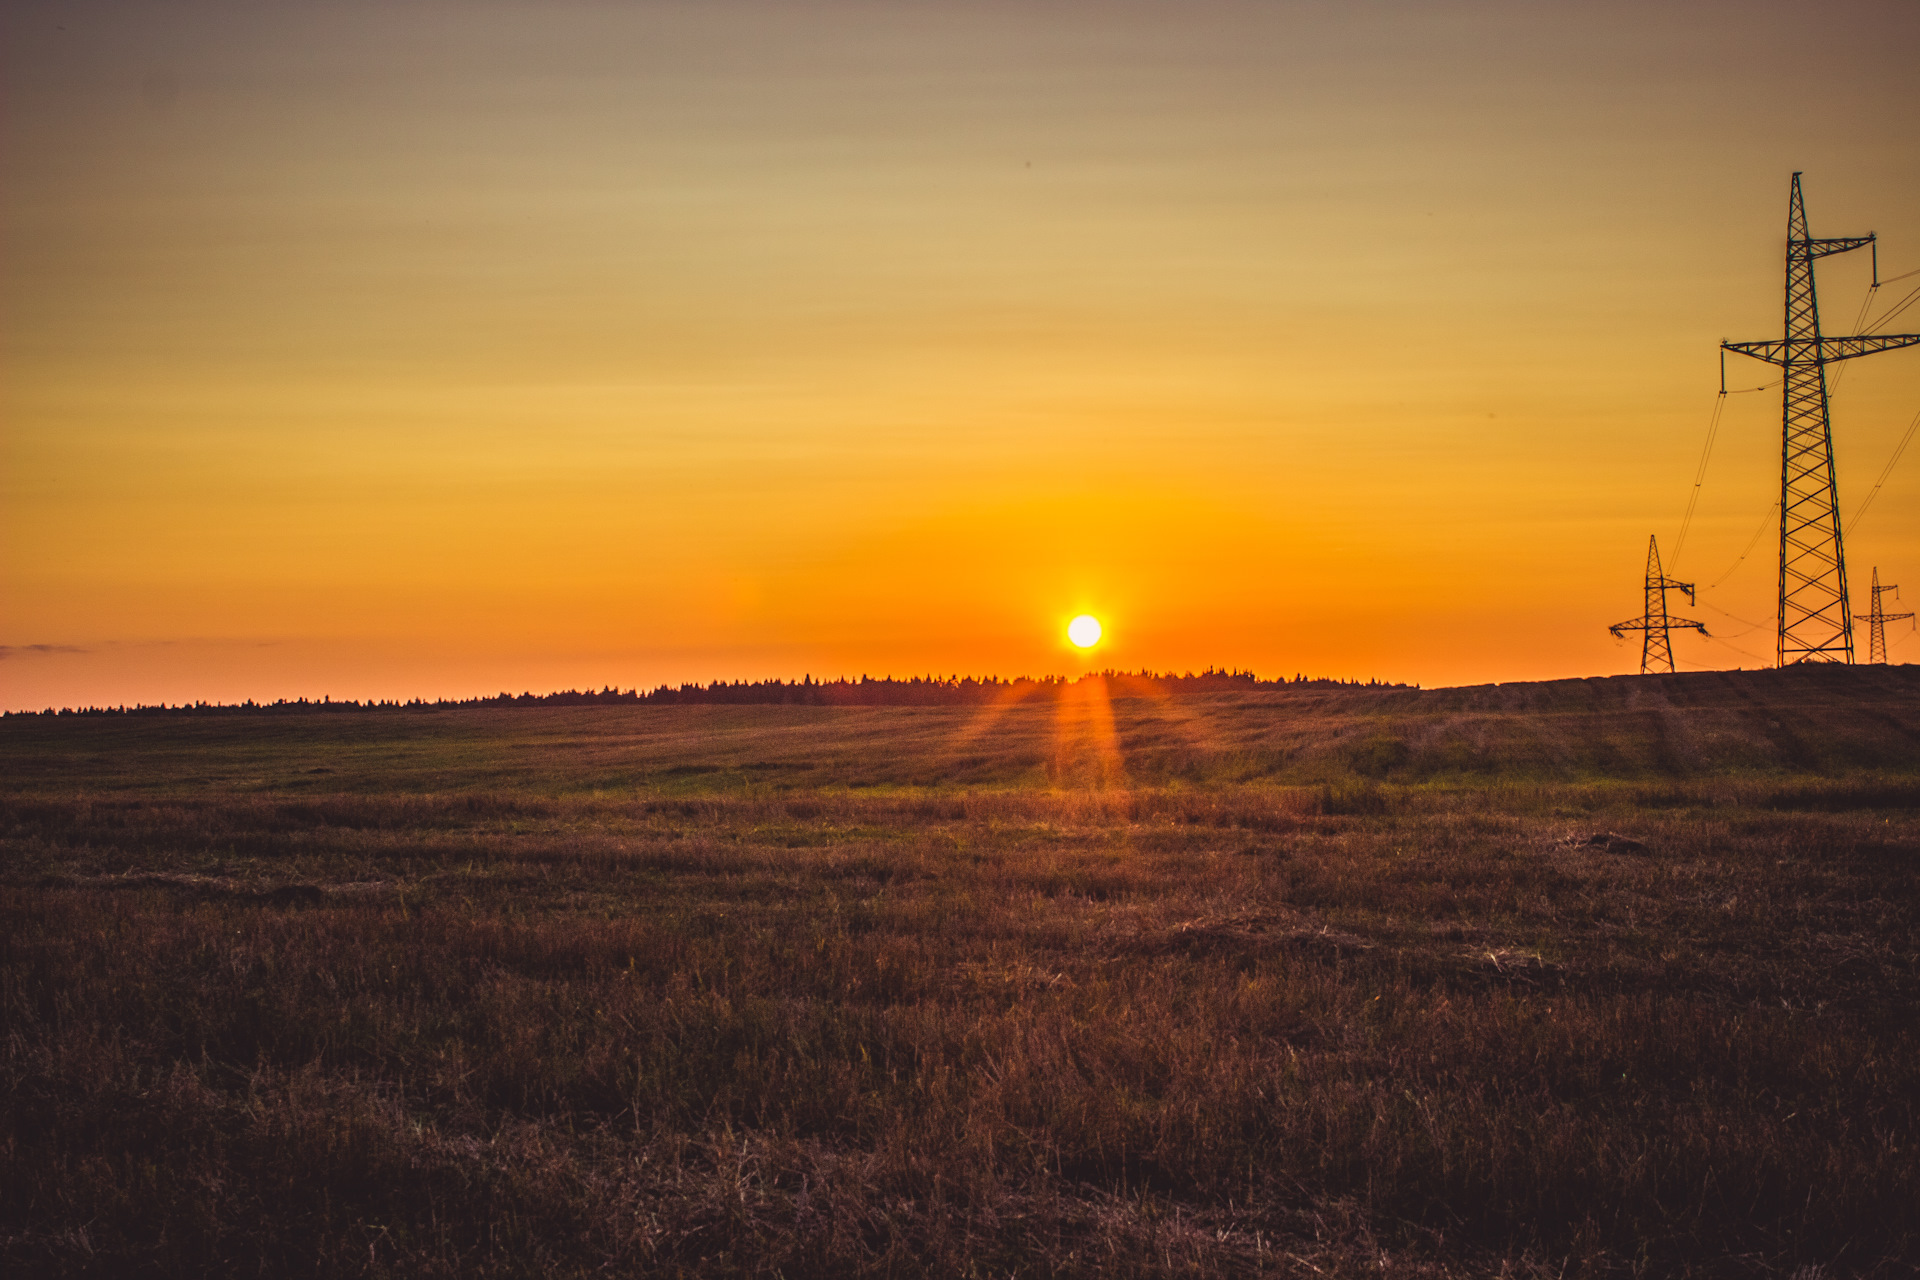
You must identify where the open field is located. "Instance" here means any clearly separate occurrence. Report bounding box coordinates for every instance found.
[5,667,1920,1276]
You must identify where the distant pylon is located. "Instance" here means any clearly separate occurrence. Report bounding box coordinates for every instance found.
[1609,535,1708,674]
[1722,173,1920,666]
[1853,567,1914,665]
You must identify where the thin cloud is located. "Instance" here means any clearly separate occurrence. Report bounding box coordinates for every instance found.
[0,644,90,659]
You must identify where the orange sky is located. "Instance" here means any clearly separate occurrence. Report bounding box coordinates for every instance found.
[5,0,1919,710]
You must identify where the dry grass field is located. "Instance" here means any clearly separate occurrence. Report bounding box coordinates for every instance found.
[5,666,1919,1277]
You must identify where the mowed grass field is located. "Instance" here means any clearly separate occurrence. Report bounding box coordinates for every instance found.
[4,666,1919,1277]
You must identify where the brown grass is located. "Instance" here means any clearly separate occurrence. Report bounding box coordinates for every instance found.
[4,669,1919,1276]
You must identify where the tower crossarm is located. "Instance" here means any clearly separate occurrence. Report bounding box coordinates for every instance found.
[1721,332,1920,366]
[1610,616,1709,638]
[1655,576,1696,603]
[1859,581,1916,627]
[1795,234,1876,260]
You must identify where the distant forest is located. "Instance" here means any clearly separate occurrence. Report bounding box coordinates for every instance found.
[9,669,1412,718]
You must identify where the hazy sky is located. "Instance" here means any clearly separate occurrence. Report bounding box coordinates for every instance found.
[5,0,1919,708]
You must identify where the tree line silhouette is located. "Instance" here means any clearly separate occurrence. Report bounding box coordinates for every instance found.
[8,669,1412,718]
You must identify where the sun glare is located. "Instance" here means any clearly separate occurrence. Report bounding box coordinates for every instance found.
[1067,615,1103,648]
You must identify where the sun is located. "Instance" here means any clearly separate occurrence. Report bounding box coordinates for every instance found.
[1067,614,1103,649]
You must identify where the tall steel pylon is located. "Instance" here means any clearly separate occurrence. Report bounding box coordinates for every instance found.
[1723,173,1920,666]
[1609,535,1707,674]
[1853,567,1914,665]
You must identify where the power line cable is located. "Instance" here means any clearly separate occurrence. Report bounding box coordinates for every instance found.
[1844,405,1920,536]
[1708,500,1778,589]
[1865,283,1920,333]
[1670,392,1726,572]
[1698,600,1769,631]
[1669,373,1780,578]
[1828,279,1881,398]
[1702,632,1771,664]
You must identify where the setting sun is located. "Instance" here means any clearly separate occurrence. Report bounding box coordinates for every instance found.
[1067,615,1103,649]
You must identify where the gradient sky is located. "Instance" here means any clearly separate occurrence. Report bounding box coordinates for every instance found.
[5,0,1919,709]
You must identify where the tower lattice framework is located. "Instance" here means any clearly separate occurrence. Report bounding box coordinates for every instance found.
[1609,535,1707,675]
[1854,567,1914,665]
[1723,173,1920,665]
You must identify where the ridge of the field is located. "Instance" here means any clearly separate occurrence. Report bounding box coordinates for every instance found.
[6,664,1916,794]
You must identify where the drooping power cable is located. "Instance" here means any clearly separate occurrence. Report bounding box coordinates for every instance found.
[1669,392,1727,573]
[1709,501,1778,589]
[1845,406,1920,536]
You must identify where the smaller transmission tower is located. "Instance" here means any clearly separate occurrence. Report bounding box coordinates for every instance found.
[1853,567,1914,664]
[1610,535,1708,674]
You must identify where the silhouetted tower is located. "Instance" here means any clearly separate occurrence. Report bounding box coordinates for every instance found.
[1609,536,1708,674]
[1722,173,1920,666]
[1853,567,1913,665]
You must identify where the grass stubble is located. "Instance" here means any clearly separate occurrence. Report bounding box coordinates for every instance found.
[3,669,1918,1277]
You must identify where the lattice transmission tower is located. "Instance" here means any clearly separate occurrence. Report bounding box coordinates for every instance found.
[1853,567,1914,665]
[1722,173,1920,665]
[1609,535,1707,674]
